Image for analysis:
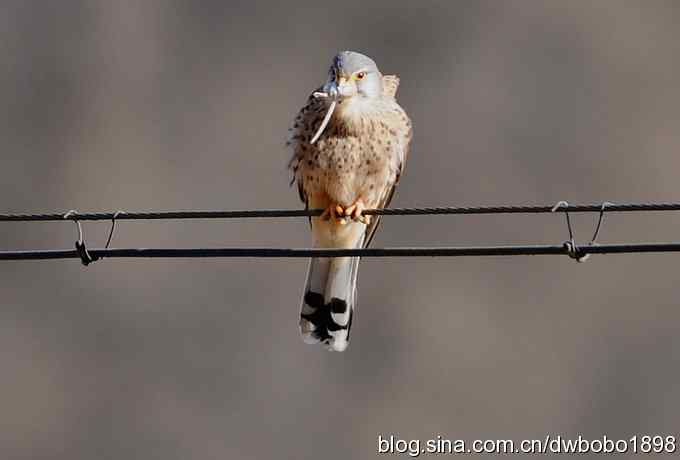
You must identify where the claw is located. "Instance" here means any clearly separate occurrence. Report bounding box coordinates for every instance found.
[321,204,348,224]
[344,199,370,224]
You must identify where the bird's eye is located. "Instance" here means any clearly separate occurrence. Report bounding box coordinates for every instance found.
[355,71,366,80]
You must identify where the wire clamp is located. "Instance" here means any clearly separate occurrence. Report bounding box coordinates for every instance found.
[552,201,613,263]
[102,211,122,256]
[552,201,587,262]
[64,210,99,266]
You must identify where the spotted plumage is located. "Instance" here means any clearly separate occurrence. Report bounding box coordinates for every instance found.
[287,51,412,351]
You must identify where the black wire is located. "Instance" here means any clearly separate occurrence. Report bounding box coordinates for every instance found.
[3,202,680,221]
[3,243,680,260]
[3,202,680,261]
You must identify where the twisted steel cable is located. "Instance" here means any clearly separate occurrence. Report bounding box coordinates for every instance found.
[2,201,680,262]
[2,243,680,261]
[2,202,680,222]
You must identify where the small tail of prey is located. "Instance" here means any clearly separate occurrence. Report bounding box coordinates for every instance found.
[299,229,364,352]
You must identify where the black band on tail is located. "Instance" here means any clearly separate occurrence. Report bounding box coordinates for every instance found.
[301,292,351,343]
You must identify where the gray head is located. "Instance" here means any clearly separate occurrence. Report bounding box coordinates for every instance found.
[322,51,383,100]
[308,51,385,143]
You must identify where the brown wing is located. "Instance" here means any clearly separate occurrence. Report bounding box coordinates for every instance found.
[287,88,326,211]
[363,183,396,248]
[382,75,400,98]
[363,98,413,248]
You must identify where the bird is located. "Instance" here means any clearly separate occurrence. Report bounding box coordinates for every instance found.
[287,51,412,351]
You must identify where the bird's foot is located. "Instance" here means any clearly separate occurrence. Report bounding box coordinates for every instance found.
[321,204,349,225]
[344,199,371,225]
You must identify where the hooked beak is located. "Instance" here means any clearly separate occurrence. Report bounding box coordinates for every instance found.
[324,75,355,100]
[311,73,356,144]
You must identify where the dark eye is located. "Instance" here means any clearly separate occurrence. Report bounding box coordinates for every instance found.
[355,71,366,80]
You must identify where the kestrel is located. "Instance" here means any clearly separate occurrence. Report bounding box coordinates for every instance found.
[287,51,412,351]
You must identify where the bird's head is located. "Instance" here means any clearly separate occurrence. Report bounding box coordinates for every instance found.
[308,51,386,143]
[322,51,383,102]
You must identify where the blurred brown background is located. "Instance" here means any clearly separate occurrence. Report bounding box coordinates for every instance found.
[2,1,680,459]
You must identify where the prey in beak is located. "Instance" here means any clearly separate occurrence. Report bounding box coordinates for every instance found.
[310,73,357,144]
[331,74,358,99]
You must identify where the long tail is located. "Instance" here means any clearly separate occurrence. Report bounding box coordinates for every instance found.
[299,239,363,352]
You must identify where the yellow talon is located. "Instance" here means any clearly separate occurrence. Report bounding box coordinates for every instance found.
[344,199,369,224]
[320,204,350,224]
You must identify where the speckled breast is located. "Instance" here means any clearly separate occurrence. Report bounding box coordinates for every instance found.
[300,119,400,207]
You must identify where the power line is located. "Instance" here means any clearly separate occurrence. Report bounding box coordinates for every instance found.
[3,201,680,222]
[2,243,680,261]
[3,201,680,264]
